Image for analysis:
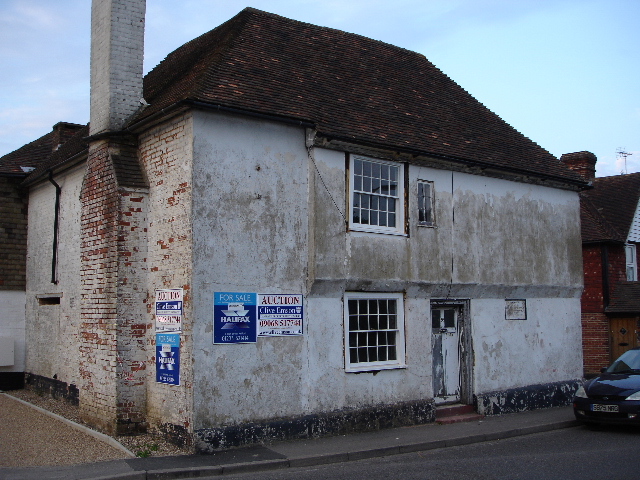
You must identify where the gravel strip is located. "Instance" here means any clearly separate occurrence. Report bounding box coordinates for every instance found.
[0,393,128,467]
[6,389,193,461]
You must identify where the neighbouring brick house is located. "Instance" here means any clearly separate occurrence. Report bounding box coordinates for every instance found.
[7,1,591,450]
[0,122,83,390]
[562,151,640,376]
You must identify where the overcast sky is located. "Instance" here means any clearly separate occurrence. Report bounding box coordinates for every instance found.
[0,0,637,177]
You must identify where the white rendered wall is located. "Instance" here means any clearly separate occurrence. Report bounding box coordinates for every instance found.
[25,164,84,385]
[471,297,582,394]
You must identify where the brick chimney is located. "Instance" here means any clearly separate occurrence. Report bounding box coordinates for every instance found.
[90,0,146,135]
[560,151,597,181]
[50,122,84,152]
[80,0,149,435]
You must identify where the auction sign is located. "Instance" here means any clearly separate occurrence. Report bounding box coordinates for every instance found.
[258,294,303,336]
[155,288,183,333]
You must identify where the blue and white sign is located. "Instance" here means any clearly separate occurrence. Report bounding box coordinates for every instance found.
[156,333,180,385]
[213,292,257,344]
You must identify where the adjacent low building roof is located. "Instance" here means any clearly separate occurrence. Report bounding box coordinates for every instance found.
[606,281,640,313]
[0,123,84,176]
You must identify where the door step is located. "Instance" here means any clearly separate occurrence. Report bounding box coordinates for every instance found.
[435,403,484,425]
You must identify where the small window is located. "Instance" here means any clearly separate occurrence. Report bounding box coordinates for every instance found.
[626,244,637,281]
[38,296,61,306]
[349,155,405,235]
[344,292,405,372]
[417,180,434,226]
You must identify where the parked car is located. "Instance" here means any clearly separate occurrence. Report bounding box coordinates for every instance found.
[574,347,640,426]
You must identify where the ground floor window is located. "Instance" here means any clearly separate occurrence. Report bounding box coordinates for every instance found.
[344,292,405,372]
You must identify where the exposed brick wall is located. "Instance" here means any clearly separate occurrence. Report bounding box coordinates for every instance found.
[581,243,631,375]
[138,113,193,442]
[0,176,28,289]
[79,140,120,432]
[581,245,604,313]
[581,312,610,374]
[79,137,149,435]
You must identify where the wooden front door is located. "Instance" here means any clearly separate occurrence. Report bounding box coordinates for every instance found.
[610,317,639,361]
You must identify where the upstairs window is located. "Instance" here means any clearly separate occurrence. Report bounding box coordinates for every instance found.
[349,156,405,235]
[417,180,434,226]
[626,244,637,281]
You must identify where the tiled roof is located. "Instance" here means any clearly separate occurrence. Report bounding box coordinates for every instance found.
[136,8,586,185]
[580,172,640,243]
[606,281,640,313]
[24,124,90,183]
[0,123,83,175]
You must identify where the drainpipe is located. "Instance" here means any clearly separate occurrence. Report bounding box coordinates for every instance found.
[48,170,61,284]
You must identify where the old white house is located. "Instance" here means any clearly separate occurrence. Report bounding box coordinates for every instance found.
[12,1,588,450]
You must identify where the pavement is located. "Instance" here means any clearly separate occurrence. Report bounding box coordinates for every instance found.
[0,391,580,480]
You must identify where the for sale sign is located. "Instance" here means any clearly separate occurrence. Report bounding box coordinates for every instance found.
[213,292,257,344]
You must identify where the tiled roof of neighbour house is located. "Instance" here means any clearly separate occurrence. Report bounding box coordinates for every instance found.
[580,172,640,244]
[22,123,148,190]
[0,122,84,176]
[606,281,640,313]
[23,124,90,185]
[132,8,587,187]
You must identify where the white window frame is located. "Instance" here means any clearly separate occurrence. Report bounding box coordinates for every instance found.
[344,292,406,372]
[349,155,405,235]
[626,243,637,281]
[417,180,435,226]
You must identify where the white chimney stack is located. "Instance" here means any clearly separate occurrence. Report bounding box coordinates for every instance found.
[90,0,146,135]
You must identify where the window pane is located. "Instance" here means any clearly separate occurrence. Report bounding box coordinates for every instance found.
[368,347,378,362]
[443,309,455,328]
[363,161,371,177]
[350,348,359,364]
[389,181,397,197]
[354,159,363,175]
[363,176,371,193]
[388,300,396,314]
[388,343,397,360]
[379,346,388,361]
[359,299,368,314]
[354,175,362,192]
[431,310,440,329]
[349,316,358,331]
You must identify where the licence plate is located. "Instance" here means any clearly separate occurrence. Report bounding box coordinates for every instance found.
[592,404,619,413]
